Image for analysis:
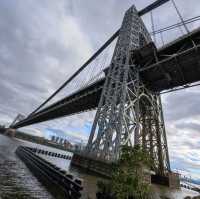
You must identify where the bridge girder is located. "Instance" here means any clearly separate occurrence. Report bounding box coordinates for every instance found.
[12,27,200,129]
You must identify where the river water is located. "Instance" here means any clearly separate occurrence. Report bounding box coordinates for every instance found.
[0,134,101,199]
[0,134,199,199]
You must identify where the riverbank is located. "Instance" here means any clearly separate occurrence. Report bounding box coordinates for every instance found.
[0,127,74,153]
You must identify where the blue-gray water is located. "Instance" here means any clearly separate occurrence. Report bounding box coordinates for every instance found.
[0,134,99,199]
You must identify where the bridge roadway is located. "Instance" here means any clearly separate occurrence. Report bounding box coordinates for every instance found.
[13,27,200,128]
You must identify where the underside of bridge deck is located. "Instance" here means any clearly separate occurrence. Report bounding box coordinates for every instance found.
[12,27,200,129]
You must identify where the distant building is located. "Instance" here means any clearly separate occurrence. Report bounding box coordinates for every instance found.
[63,139,73,149]
[73,142,85,152]
[50,135,73,150]
[55,136,59,143]
[59,138,63,145]
[51,135,56,142]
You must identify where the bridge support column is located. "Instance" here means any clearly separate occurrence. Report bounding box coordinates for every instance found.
[85,5,170,176]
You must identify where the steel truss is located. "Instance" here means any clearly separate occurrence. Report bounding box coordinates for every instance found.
[86,5,170,175]
[10,114,25,127]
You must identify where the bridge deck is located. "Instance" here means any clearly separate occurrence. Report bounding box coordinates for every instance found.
[13,27,200,128]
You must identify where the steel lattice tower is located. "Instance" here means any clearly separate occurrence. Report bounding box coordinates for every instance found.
[86,5,170,175]
[10,114,25,127]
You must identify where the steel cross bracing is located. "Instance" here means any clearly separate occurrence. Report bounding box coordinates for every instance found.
[26,0,170,117]
[86,6,170,175]
[10,1,200,175]
[10,114,25,127]
[12,0,200,129]
[12,27,200,129]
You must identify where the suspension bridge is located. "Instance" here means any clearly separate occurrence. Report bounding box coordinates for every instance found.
[7,0,200,187]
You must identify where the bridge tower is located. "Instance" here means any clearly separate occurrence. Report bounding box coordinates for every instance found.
[86,5,170,175]
[10,114,25,127]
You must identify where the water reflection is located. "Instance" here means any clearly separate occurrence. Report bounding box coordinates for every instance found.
[0,134,100,199]
[0,134,53,199]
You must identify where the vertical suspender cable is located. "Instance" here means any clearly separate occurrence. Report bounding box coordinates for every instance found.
[171,0,190,34]
[150,11,157,45]
[160,32,165,46]
[20,0,171,124]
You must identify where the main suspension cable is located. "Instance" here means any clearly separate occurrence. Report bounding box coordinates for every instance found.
[24,0,171,119]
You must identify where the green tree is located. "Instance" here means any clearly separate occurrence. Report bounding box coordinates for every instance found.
[97,145,152,199]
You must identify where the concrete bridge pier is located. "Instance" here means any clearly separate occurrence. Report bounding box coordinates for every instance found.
[71,153,180,189]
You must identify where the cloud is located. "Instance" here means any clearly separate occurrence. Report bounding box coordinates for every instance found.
[0,0,200,180]
[163,89,200,121]
[0,0,94,124]
[20,127,44,137]
[161,86,200,179]
[176,122,200,133]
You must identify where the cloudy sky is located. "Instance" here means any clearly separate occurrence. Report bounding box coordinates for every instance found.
[0,0,200,179]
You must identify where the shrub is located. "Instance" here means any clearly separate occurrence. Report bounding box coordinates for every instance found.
[97,145,152,199]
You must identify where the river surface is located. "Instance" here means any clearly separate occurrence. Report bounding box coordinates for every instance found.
[0,134,199,199]
[0,134,101,199]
